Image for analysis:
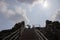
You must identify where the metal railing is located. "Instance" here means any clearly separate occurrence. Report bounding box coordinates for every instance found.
[2,27,25,40]
[34,29,48,40]
[2,29,20,40]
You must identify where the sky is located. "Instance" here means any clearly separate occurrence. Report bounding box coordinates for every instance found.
[0,0,60,31]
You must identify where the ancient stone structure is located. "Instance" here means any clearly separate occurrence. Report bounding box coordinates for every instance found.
[0,20,60,40]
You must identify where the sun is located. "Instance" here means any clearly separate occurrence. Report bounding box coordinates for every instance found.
[43,1,48,8]
[39,0,49,8]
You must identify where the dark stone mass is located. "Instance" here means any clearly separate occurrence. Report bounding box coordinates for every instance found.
[0,20,60,40]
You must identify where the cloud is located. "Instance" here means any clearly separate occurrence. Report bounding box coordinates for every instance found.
[0,0,29,22]
[0,0,46,30]
[16,0,45,6]
[0,0,29,30]
[51,9,60,21]
[16,0,40,4]
[0,0,15,17]
[9,6,29,23]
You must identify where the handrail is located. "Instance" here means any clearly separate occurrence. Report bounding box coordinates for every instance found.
[10,31,19,40]
[2,29,20,40]
[35,29,48,40]
[14,35,19,40]
[3,27,25,40]
[34,29,44,40]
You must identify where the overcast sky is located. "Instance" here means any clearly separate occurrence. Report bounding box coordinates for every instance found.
[0,0,60,31]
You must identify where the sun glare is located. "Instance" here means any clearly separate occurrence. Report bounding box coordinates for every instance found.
[39,0,49,8]
[43,1,48,8]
